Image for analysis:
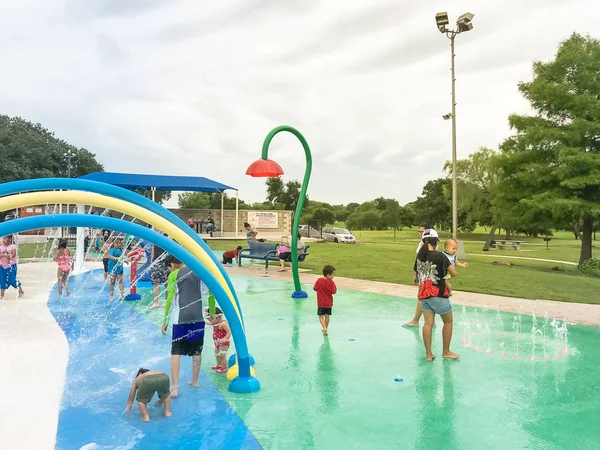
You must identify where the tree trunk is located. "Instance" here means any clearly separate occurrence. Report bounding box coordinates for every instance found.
[572,222,582,240]
[393,227,396,241]
[482,224,498,251]
[579,216,593,265]
[505,228,511,239]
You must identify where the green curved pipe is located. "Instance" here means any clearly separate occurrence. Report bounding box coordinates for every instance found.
[261,125,312,295]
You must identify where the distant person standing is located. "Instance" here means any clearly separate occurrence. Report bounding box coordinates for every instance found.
[313,265,337,335]
[244,222,257,245]
[0,235,24,299]
[161,256,206,398]
[188,216,195,229]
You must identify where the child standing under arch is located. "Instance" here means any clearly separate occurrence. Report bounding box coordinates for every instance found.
[55,239,72,296]
[207,307,231,374]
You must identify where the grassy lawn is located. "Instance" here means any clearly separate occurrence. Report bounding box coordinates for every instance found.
[16,229,598,304]
[206,229,599,305]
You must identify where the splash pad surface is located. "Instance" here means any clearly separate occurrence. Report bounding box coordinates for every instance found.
[50,269,600,449]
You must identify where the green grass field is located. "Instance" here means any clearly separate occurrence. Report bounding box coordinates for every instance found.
[206,228,599,305]
[16,228,598,304]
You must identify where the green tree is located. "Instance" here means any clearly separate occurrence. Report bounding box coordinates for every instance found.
[445,148,504,249]
[133,190,171,205]
[0,115,103,181]
[264,178,308,211]
[310,207,336,225]
[412,178,452,230]
[346,209,382,230]
[0,114,104,220]
[266,177,285,205]
[178,192,249,209]
[496,33,600,264]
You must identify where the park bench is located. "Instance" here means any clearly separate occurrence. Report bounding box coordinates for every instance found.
[494,240,526,250]
[238,241,310,268]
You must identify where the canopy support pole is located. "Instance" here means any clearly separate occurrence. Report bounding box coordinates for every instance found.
[235,191,239,239]
[151,187,156,202]
[220,191,224,237]
[75,204,85,273]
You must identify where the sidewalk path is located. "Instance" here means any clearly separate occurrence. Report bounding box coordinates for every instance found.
[469,253,578,266]
[0,261,101,450]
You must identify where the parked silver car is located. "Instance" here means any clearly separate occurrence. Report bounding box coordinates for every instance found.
[322,227,356,243]
[299,225,321,238]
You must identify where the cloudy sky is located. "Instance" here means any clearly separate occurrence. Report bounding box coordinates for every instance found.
[1,0,598,207]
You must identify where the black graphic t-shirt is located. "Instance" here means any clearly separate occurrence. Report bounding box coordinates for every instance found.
[414,250,451,299]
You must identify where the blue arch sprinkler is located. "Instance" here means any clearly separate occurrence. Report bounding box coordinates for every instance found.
[246,125,312,299]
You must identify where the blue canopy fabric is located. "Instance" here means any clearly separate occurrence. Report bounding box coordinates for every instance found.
[78,172,236,193]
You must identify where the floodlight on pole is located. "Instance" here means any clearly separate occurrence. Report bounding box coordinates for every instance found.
[435,12,474,241]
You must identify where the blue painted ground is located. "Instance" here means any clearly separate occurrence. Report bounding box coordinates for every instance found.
[49,269,260,450]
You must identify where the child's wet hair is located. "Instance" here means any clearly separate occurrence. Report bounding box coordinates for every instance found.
[164,255,181,266]
[135,368,149,379]
[58,239,68,249]
[323,265,335,276]
[444,238,457,248]
[236,246,243,251]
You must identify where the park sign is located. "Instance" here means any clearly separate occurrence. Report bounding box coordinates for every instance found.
[247,211,278,229]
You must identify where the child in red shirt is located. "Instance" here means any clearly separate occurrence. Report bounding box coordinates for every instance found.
[313,265,336,335]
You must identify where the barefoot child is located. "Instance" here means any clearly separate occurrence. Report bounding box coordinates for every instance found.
[108,238,126,301]
[442,238,468,295]
[207,307,231,374]
[125,368,172,422]
[220,246,243,265]
[55,239,72,296]
[313,265,337,335]
[101,238,113,281]
[161,256,206,398]
[415,229,459,362]
[0,235,24,299]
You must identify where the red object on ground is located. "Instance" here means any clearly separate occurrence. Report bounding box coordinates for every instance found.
[126,248,144,295]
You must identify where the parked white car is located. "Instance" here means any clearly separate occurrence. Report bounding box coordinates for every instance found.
[322,227,356,243]
[299,225,321,238]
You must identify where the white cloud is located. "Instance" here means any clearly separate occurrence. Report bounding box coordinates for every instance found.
[1,0,598,207]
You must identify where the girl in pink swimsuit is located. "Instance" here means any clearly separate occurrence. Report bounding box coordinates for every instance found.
[207,307,231,374]
[55,239,72,296]
[0,235,24,299]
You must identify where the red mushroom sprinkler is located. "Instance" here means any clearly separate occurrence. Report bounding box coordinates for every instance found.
[124,247,144,301]
[246,125,312,299]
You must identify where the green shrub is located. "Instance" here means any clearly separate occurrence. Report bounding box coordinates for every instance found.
[579,258,600,277]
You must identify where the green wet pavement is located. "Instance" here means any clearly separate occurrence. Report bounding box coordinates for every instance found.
[129,275,600,450]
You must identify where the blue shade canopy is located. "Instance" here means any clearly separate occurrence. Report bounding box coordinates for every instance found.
[78,172,236,193]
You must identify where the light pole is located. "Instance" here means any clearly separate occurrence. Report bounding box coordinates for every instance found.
[246,125,312,299]
[436,12,474,240]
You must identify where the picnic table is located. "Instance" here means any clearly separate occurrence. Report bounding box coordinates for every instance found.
[494,240,526,250]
